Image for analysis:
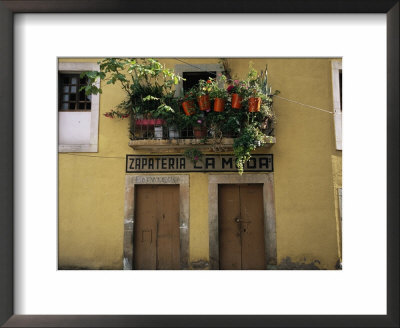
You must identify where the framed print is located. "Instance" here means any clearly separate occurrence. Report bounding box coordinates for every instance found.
[0,1,398,327]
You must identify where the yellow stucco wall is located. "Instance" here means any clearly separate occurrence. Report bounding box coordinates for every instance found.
[58,58,342,269]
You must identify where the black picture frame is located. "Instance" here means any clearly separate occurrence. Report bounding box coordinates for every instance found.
[0,1,398,327]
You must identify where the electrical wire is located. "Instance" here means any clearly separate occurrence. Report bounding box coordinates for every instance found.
[173,58,218,77]
[58,59,336,161]
[274,95,334,114]
[173,58,335,115]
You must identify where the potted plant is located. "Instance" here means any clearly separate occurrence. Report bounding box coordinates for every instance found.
[191,114,207,139]
[246,65,280,113]
[209,75,228,112]
[246,65,263,112]
[183,148,204,165]
[196,79,212,111]
[181,87,197,116]
[156,96,181,139]
[80,58,184,139]
[227,79,248,109]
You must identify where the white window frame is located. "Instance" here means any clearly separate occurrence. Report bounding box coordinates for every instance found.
[331,60,342,150]
[174,63,224,97]
[58,62,100,152]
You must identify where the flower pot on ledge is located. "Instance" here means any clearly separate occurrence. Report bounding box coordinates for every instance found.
[168,126,180,139]
[193,126,207,139]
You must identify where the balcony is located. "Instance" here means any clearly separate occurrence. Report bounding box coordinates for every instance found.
[128,136,276,152]
[128,111,276,153]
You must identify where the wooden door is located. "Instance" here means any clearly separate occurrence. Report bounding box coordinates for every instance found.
[219,184,265,270]
[134,185,180,270]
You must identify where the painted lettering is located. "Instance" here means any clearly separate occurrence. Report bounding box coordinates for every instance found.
[247,158,256,169]
[222,157,233,169]
[148,158,154,169]
[180,158,186,169]
[135,158,140,170]
[259,157,269,169]
[169,158,175,169]
[205,158,215,169]
[142,158,147,169]
[129,158,135,169]
[126,155,273,173]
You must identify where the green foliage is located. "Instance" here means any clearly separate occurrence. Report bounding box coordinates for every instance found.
[208,75,228,100]
[82,58,279,174]
[80,58,184,124]
[227,79,249,97]
[233,123,265,175]
[182,87,198,102]
[183,148,204,165]
[246,63,280,99]
[196,79,213,96]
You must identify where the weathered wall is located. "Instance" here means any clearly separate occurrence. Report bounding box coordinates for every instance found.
[58,58,342,270]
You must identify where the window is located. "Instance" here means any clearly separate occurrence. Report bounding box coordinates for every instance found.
[174,63,224,97]
[331,60,342,150]
[58,62,100,152]
[182,71,216,91]
[59,74,91,111]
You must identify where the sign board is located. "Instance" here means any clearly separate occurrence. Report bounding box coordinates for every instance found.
[126,154,273,173]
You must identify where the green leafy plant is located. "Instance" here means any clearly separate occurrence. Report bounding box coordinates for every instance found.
[81,58,279,174]
[183,148,204,165]
[208,75,229,100]
[227,79,249,97]
[182,86,198,102]
[245,63,280,99]
[189,113,206,128]
[80,58,184,137]
[196,79,213,97]
[233,123,265,175]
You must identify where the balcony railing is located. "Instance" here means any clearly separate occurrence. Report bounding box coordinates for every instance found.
[128,111,276,152]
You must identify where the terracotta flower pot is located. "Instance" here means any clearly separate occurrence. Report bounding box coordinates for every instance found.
[231,93,242,109]
[197,95,211,111]
[248,97,261,112]
[182,100,195,116]
[193,126,207,139]
[213,98,225,112]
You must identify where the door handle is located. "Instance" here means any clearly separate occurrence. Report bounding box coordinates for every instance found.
[235,218,241,223]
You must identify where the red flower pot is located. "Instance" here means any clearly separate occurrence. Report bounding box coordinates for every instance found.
[231,93,242,109]
[213,98,225,112]
[182,100,195,116]
[248,97,261,112]
[197,95,210,111]
[193,126,207,139]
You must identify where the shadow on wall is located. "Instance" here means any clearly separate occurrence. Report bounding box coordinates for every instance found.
[267,257,342,270]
